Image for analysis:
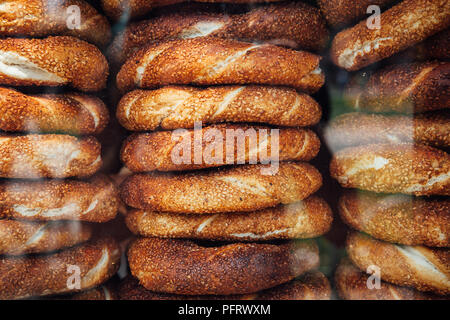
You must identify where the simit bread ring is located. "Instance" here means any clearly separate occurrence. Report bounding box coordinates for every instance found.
[335,257,446,300]
[0,87,109,135]
[62,282,117,300]
[117,86,322,131]
[0,134,102,178]
[325,111,450,151]
[125,196,332,241]
[120,162,323,213]
[0,0,111,47]
[121,124,321,172]
[339,190,449,247]
[347,232,450,295]
[345,62,449,114]
[101,0,285,21]
[116,38,324,93]
[0,220,92,255]
[119,271,331,300]
[317,0,395,28]
[108,2,328,65]
[330,0,450,71]
[0,237,120,299]
[0,174,118,222]
[128,237,319,295]
[330,144,450,196]
[0,36,108,92]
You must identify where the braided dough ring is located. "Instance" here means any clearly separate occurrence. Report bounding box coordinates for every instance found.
[101,0,284,21]
[0,0,111,47]
[339,190,449,247]
[117,38,324,93]
[119,271,331,300]
[0,87,109,135]
[121,125,320,172]
[0,237,120,299]
[317,0,395,28]
[128,237,319,295]
[0,36,108,92]
[0,220,91,255]
[0,174,118,222]
[345,62,449,114]
[330,144,450,196]
[335,258,446,300]
[325,111,450,151]
[330,0,450,71]
[0,134,102,178]
[109,2,328,65]
[125,196,332,241]
[347,232,450,295]
[121,162,323,213]
[117,86,322,131]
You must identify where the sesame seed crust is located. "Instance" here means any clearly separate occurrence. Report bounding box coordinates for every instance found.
[116,38,324,93]
[0,220,92,255]
[339,190,450,247]
[0,237,120,299]
[67,283,117,300]
[120,162,323,213]
[345,62,449,114]
[128,237,319,295]
[125,196,332,241]
[325,111,450,151]
[0,174,118,222]
[0,134,102,178]
[0,0,111,47]
[121,124,321,172]
[109,2,328,65]
[0,87,109,135]
[101,0,284,21]
[330,0,450,71]
[117,86,322,131]
[330,143,450,196]
[335,257,446,300]
[347,232,450,295]
[118,271,331,300]
[0,36,108,91]
[317,0,395,28]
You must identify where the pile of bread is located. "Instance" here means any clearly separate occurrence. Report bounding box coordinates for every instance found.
[0,0,120,299]
[322,0,449,300]
[110,0,333,300]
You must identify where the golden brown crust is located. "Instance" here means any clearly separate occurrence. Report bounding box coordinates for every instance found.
[0,174,118,222]
[339,190,450,247]
[317,0,395,28]
[330,143,450,196]
[0,36,108,92]
[101,0,284,21]
[335,257,447,300]
[120,162,323,213]
[125,196,332,241]
[116,38,324,93]
[0,220,92,255]
[345,62,450,114]
[109,2,328,65]
[0,0,111,47]
[325,111,450,151]
[117,86,322,131]
[0,134,102,178]
[128,237,319,295]
[0,87,109,135]
[330,0,450,71]
[119,271,331,300]
[121,125,320,172]
[347,232,450,295]
[0,237,120,299]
